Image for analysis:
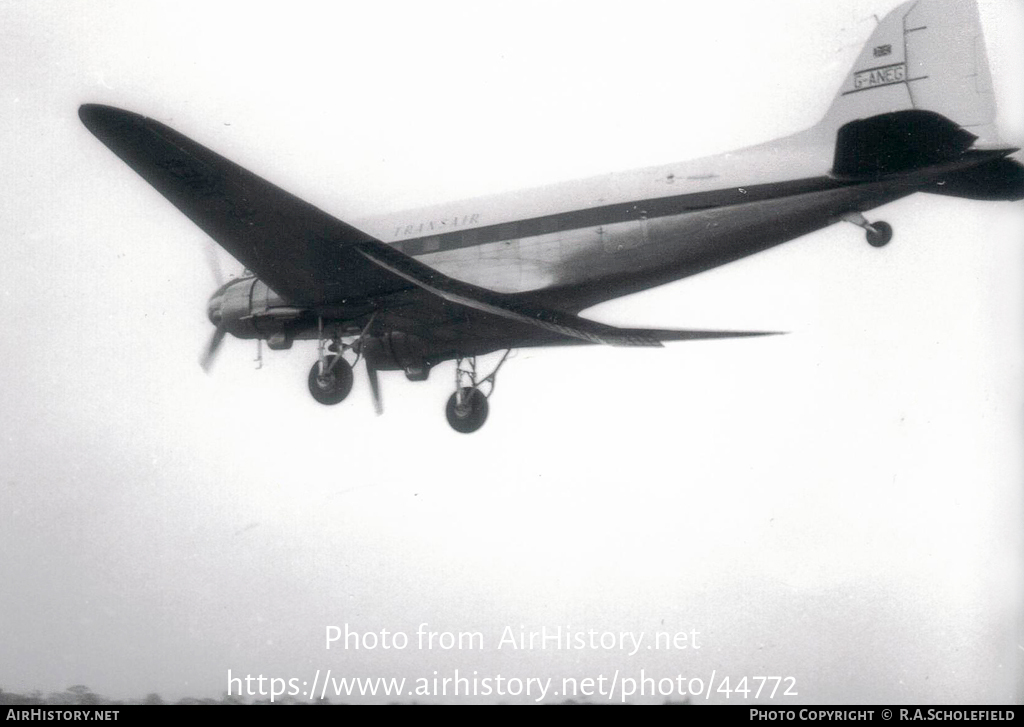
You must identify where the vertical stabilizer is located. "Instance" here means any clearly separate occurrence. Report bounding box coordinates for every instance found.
[819,0,1000,146]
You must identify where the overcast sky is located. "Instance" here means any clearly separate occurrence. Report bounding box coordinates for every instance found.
[1,0,1022,705]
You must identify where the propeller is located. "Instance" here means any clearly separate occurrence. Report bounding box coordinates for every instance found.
[365,357,383,415]
[204,242,225,287]
[200,326,227,373]
[200,243,228,373]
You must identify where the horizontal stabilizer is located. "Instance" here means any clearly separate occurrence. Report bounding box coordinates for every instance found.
[355,241,781,347]
[926,156,1024,201]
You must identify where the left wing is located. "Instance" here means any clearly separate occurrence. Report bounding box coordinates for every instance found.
[79,104,413,308]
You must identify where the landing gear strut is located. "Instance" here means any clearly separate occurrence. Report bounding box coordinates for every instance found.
[307,318,358,406]
[843,212,893,247]
[445,350,511,434]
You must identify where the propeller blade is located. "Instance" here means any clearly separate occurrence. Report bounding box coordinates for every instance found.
[204,243,225,287]
[200,327,227,373]
[365,358,383,415]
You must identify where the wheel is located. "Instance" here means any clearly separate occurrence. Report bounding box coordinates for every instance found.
[866,220,893,247]
[445,387,489,433]
[307,356,353,405]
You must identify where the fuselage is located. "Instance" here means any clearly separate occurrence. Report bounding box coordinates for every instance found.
[351,125,912,312]
[231,118,1006,355]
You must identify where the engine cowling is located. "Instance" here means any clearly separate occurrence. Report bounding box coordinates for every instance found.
[207,277,305,348]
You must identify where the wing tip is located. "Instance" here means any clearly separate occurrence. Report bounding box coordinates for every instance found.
[648,329,789,343]
[78,103,145,137]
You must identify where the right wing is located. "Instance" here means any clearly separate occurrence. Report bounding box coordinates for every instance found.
[352,237,780,347]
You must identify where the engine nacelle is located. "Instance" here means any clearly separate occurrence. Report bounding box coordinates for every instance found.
[207,277,305,347]
[361,332,431,379]
[207,279,431,375]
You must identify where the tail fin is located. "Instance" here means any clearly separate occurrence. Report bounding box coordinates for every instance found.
[819,0,1001,147]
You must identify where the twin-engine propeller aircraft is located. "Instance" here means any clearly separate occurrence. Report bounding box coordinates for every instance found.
[81,0,1023,433]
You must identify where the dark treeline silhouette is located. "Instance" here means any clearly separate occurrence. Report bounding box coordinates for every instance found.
[0,687,324,705]
[1,686,690,705]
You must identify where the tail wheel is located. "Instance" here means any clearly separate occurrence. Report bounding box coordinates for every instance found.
[445,387,489,434]
[866,221,893,247]
[308,356,354,405]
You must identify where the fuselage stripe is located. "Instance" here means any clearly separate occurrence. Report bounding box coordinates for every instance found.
[390,175,852,256]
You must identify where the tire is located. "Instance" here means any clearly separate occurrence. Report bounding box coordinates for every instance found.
[445,387,489,433]
[308,356,354,405]
[866,221,893,247]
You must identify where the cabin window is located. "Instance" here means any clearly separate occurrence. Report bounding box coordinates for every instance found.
[422,236,440,253]
[499,223,518,241]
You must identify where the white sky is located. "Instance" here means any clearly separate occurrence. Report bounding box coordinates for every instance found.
[1,0,1022,705]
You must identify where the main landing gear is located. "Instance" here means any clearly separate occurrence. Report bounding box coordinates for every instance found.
[445,350,511,434]
[308,351,354,405]
[307,318,361,406]
[843,212,893,248]
[304,314,512,432]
